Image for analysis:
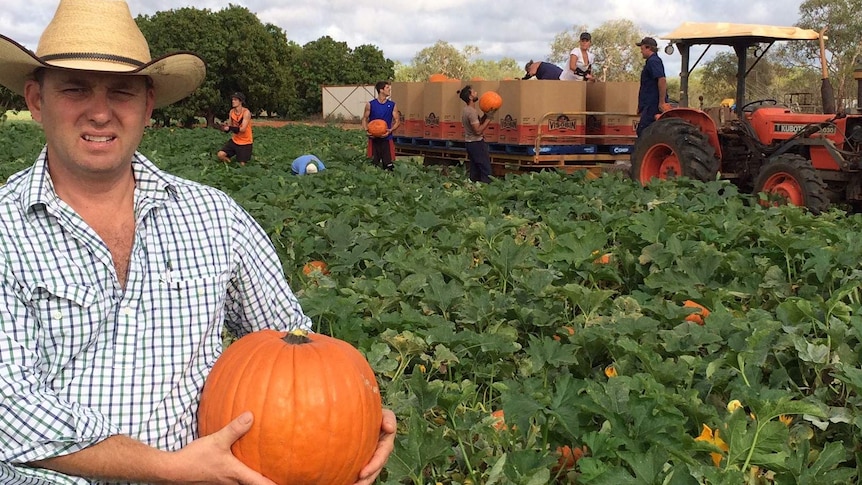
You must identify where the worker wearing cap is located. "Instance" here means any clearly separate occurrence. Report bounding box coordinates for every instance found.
[561,32,595,81]
[217,91,254,165]
[523,60,564,80]
[636,36,671,136]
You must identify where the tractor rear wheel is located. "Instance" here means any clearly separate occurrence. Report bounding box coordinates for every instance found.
[631,118,719,183]
[753,154,829,214]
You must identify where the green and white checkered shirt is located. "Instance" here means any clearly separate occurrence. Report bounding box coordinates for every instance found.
[0,149,311,484]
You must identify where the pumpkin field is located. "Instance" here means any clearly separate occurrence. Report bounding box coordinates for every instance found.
[2,121,862,484]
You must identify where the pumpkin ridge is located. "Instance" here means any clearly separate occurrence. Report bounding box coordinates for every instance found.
[243,337,283,477]
[224,331,276,471]
[324,342,364,483]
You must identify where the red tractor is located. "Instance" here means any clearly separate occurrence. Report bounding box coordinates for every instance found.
[631,22,862,213]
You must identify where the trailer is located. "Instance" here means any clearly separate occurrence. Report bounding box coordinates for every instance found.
[395,110,636,178]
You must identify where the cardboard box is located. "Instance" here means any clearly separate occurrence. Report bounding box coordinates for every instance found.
[584,82,639,145]
[496,80,587,145]
[585,81,639,114]
[422,80,465,139]
[391,82,425,137]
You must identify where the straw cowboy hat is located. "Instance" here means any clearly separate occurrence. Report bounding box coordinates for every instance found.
[0,0,206,108]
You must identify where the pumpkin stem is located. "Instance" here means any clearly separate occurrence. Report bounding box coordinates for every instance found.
[283,329,313,344]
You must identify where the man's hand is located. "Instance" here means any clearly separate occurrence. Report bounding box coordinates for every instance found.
[352,409,397,485]
[166,412,277,485]
[659,102,673,113]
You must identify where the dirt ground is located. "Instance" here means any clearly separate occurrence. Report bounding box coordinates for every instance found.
[254,119,363,130]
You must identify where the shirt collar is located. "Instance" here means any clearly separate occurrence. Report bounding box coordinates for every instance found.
[20,147,177,214]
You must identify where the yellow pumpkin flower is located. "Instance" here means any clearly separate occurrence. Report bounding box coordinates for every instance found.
[604,365,618,378]
[695,424,729,467]
[727,399,743,413]
[779,415,793,426]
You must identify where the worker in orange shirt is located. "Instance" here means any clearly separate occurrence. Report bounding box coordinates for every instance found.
[217,92,253,166]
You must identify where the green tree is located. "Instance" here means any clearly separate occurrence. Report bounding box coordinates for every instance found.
[396,42,519,81]
[0,86,26,114]
[467,58,522,81]
[137,5,296,126]
[796,0,862,111]
[349,44,396,85]
[293,36,394,116]
[137,7,225,127]
[400,41,475,81]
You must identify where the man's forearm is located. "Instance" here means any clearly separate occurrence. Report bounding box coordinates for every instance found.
[28,435,176,484]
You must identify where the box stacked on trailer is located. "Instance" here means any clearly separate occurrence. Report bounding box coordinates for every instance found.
[585,82,639,146]
[391,82,425,137]
[496,80,587,146]
[423,80,465,140]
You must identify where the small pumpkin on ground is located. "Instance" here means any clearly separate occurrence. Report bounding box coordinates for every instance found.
[198,329,382,485]
[302,260,329,276]
[683,300,710,325]
[553,445,587,473]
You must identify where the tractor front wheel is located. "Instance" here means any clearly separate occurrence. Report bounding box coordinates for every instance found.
[631,118,719,184]
[753,154,829,214]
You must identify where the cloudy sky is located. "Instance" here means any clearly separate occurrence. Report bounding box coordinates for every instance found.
[2,0,806,75]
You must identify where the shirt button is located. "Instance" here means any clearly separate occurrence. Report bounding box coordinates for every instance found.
[52,310,63,320]
[123,307,134,316]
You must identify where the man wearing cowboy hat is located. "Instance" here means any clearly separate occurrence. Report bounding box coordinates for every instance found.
[0,1,395,484]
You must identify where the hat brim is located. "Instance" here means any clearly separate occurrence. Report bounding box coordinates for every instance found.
[0,34,205,109]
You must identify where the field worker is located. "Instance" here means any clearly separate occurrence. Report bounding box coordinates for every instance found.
[636,36,671,136]
[291,154,326,175]
[523,60,564,80]
[459,85,495,183]
[561,32,595,81]
[361,80,400,170]
[217,91,253,166]
[0,0,396,484]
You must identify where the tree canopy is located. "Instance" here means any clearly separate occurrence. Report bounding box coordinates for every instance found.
[5,0,862,120]
[136,6,392,124]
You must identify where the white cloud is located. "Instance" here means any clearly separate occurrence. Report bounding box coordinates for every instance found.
[1,0,805,73]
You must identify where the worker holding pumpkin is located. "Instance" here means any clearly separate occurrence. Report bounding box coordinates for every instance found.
[459,85,497,183]
[0,1,396,484]
[361,80,400,170]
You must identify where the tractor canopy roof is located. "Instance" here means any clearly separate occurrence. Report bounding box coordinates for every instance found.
[661,22,822,46]
[659,22,824,111]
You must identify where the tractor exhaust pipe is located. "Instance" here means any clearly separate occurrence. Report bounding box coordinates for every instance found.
[819,28,836,114]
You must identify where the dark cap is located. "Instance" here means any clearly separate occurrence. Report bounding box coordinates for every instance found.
[231,92,246,104]
[522,60,535,79]
[636,37,658,48]
[579,32,591,41]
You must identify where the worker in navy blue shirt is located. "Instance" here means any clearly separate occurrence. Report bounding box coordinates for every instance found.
[636,37,671,136]
[523,60,564,80]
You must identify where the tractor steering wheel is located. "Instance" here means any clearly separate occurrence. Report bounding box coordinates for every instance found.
[741,98,779,113]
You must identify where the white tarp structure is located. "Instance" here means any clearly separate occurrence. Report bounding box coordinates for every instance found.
[321,85,375,121]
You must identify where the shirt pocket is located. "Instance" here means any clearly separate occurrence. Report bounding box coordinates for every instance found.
[151,271,231,354]
[28,283,110,358]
